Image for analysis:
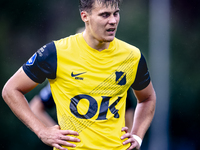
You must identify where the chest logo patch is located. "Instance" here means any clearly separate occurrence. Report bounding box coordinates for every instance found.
[71,72,86,80]
[115,71,126,85]
[71,72,86,77]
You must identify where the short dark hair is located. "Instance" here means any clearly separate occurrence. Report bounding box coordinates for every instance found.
[79,0,122,13]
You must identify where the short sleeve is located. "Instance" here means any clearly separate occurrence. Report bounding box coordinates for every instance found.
[22,42,57,83]
[131,53,151,90]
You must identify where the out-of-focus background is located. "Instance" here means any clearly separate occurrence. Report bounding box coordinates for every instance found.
[0,0,200,150]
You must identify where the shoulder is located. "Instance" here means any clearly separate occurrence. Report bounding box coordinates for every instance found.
[34,42,57,71]
[36,42,57,61]
[22,41,57,83]
[54,33,80,50]
[131,53,151,90]
[114,38,141,57]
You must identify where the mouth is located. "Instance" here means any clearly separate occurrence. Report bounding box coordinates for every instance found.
[106,28,116,33]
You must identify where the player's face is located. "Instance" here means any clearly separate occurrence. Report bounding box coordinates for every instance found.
[86,1,120,42]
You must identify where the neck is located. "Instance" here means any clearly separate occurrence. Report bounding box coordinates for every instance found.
[82,31,110,52]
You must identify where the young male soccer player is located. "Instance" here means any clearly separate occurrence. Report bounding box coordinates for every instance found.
[2,0,156,150]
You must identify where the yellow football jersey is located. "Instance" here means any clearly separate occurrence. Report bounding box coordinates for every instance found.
[23,33,150,150]
[49,33,140,150]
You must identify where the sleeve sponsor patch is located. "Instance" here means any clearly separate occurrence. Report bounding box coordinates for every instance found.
[26,53,37,66]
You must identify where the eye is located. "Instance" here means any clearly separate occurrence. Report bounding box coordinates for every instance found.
[101,13,110,18]
[114,11,119,17]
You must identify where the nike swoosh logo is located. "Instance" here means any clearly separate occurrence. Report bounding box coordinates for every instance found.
[71,72,87,77]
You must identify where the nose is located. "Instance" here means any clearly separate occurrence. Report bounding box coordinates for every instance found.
[109,15,117,24]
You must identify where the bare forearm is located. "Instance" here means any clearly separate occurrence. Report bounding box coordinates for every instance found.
[131,96,156,139]
[121,96,155,150]
[2,88,81,149]
[2,68,81,149]
[2,88,46,136]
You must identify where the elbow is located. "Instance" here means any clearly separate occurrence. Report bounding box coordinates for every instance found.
[149,86,156,104]
[151,91,156,113]
[151,90,156,107]
[2,84,10,103]
[152,90,157,103]
[2,82,18,104]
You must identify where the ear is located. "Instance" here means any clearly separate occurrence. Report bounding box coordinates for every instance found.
[81,11,89,23]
